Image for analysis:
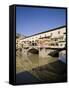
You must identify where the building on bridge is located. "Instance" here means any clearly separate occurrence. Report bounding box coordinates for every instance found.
[17,25,66,49]
[16,33,26,50]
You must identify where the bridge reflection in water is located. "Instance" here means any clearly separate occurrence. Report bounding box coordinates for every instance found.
[16,47,67,84]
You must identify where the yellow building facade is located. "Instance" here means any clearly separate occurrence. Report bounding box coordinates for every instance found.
[17,26,66,49]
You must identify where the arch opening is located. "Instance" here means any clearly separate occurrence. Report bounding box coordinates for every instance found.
[28,48,39,54]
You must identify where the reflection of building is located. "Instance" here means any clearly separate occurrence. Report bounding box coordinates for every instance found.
[17,26,66,49]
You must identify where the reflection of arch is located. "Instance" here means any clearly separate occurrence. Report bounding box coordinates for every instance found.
[28,48,39,54]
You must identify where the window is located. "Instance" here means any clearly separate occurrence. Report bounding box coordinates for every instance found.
[29,41,31,43]
[55,38,57,41]
[51,43,54,46]
[56,43,58,46]
[58,31,60,34]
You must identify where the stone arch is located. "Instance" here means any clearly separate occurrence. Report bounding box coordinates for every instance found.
[27,48,39,54]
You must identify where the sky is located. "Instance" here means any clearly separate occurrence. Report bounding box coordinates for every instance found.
[16,6,66,36]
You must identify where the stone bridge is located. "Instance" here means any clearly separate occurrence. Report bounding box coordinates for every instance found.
[22,46,65,58]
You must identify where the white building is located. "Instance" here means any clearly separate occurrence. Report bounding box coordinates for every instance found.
[19,26,66,48]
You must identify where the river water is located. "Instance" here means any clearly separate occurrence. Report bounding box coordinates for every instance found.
[16,52,58,73]
[16,51,66,83]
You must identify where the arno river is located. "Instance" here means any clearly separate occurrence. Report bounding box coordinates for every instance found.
[16,52,57,73]
[16,51,66,83]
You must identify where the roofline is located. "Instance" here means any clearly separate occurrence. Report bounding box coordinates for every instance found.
[25,25,66,38]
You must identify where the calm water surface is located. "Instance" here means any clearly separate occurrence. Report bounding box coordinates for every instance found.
[16,52,57,73]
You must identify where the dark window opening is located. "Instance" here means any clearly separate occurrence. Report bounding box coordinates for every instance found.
[58,31,60,34]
